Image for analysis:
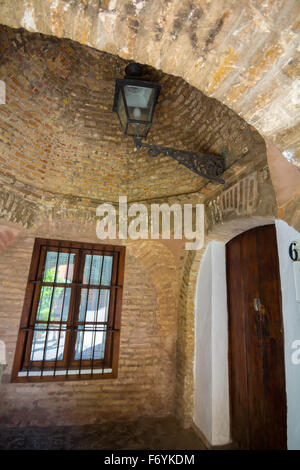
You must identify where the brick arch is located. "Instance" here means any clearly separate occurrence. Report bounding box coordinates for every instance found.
[0,23,268,211]
[0,0,298,166]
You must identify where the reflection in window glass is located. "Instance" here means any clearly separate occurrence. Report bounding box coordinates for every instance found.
[36,287,71,322]
[102,256,113,286]
[83,255,112,286]
[43,251,75,283]
[36,286,53,322]
[78,289,110,322]
[30,325,66,362]
[74,325,107,361]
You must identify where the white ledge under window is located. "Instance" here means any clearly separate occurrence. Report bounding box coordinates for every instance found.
[18,368,112,377]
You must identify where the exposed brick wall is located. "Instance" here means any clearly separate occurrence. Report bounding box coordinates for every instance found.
[0,26,128,202]
[0,0,298,167]
[0,25,266,207]
[0,22,287,431]
[0,220,178,426]
[175,249,198,427]
[0,226,17,251]
[0,165,278,428]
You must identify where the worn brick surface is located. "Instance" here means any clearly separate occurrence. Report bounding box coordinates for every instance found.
[0,0,298,165]
[0,13,297,436]
[0,222,178,427]
[0,25,267,207]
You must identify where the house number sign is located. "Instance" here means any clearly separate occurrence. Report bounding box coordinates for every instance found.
[289,242,300,261]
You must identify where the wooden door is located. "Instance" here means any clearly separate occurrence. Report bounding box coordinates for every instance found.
[226,224,287,450]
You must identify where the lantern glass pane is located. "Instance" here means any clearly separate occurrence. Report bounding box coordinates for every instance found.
[124,85,155,122]
[124,85,153,108]
[117,89,127,131]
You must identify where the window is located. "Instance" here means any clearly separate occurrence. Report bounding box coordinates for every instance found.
[12,238,125,382]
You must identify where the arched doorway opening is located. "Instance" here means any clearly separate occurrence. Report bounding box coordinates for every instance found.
[192,217,296,448]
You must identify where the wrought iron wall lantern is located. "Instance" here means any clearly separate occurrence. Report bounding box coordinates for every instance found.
[113,63,226,184]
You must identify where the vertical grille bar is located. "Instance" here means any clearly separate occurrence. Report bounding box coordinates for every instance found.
[91,252,105,377]
[53,250,71,376]
[103,250,117,373]
[40,244,60,377]
[78,250,93,376]
[25,242,45,378]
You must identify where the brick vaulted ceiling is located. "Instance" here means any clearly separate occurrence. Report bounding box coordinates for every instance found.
[0,25,266,206]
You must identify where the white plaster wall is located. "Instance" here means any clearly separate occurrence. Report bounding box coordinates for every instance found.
[193,241,230,445]
[275,219,300,450]
[194,244,213,442]
[211,243,230,445]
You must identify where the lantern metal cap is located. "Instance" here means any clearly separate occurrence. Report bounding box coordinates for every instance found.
[125,63,143,78]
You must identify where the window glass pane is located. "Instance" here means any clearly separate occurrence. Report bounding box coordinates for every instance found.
[44,325,66,361]
[49,287,71,322]
[86,289,99,322]
[83,254,103,285]
[83,254,112,286]
[102,256,113,286]
[43,252,57,282]
[49,287,64,321]
[36,286,53,321]
[78,288,88,322]
[78,289,110,322]
[79,289,100,322]
[98,290,110,323]
[55,253,75,283]
[36,287,71,322]
[93,330,107,360]
[30,325,66,362]
[62,288,71,322]
[74,325,107,361]
[83,255,91,284]
[30,325,46,361]
[43,251,75,283]
[90,255,102,285]
[55,252,75,283]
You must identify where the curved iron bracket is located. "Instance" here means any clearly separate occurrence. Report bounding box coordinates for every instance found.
[134,138,225,184]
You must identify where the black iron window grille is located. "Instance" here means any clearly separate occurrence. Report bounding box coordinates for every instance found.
[12,238,125,382]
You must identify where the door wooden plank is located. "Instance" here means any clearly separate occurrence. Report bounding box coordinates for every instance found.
[241,229,266,449]
[226,235,249,448]
[226,225,287,450]
[256,225,287,449]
